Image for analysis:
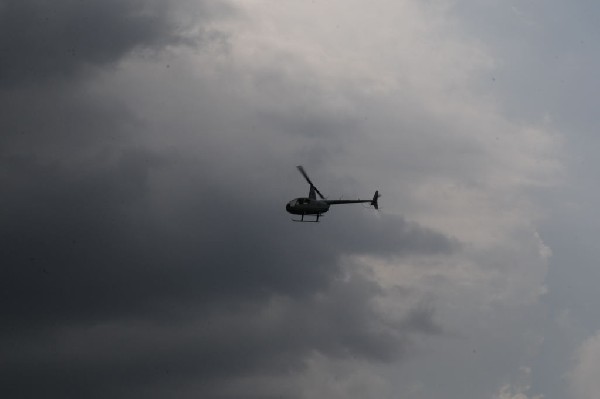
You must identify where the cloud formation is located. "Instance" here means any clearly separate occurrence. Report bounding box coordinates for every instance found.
[569,331,600,399]
[0,0,565,398]
[0,2,461,397]
[0,0,206,86]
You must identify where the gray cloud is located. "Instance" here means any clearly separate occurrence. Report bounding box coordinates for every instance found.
[0,1,492,398]
[0,148,451,397]
[2,270,441,399]
[0,144,454,322]
[0,6,455,394]
[0,0,214,86]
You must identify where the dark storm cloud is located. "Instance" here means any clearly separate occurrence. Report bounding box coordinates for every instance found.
[0,0,227,155]
[0,146,454,398]
[0,0,207,86]
[0,84,136,161]
[1,270,432,399]
[0,150,455,328]
[0,1,456,397]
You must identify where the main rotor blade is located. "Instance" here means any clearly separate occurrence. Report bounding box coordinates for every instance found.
[296,165,325,199]
[296,165,314,186]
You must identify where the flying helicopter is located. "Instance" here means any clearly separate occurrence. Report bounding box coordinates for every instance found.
[286,165,380,222]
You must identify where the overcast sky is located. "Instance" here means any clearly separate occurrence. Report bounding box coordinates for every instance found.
[2,1,600,398]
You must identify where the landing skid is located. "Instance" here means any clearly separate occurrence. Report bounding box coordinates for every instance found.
[292,214,322,222]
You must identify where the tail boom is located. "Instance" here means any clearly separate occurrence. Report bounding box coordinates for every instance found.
[324,190,380,209]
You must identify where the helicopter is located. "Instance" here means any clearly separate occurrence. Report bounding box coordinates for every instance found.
[286,165,380,222]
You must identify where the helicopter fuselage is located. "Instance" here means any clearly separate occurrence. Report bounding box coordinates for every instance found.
[286,198,330,215]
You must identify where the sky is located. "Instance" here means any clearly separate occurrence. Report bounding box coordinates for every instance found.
[1,1,599,398]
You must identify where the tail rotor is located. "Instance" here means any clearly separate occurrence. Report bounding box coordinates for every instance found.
[371,190,381,210]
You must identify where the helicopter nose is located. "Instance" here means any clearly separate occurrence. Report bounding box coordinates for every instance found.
[286,203,291,213]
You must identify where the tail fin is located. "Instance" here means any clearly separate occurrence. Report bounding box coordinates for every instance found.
[371,190,380,210]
